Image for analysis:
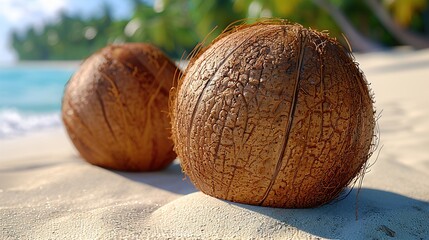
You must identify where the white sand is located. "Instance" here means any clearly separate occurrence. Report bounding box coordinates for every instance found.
[1,49,429,239]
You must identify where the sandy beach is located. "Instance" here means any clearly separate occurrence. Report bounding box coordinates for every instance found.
[1,49,429,239]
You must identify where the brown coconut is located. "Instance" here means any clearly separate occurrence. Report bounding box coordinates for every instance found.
[171,21,375,208]
[62,43,179,171]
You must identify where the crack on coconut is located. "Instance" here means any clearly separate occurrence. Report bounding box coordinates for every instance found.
[63,98,113,161]
[259,29,308,206]
[186,27,268,146]
[224,53,265,200]
[64,98,96,140]
[184,26,272,190]
[95,88,118,141]
[100,69,133,152]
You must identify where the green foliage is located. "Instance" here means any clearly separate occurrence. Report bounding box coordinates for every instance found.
[12,4,119,60]
[10,0,429,61]
[126,0,199,58]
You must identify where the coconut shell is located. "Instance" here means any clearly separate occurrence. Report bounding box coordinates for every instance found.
[62,43,179,171]
[171,21,375,208]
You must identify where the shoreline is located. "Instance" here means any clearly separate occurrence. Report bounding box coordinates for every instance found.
[0,110,62,140]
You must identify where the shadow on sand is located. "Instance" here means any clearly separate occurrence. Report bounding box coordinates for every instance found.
[112,160,197,195]
[229,188,429,239]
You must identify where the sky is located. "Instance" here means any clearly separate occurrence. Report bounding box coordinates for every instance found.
[0,0,136,63]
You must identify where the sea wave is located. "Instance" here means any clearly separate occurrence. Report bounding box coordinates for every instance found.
[0,109,62,139]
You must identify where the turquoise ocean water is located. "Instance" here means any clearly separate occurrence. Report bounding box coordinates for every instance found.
[0,64,76,138]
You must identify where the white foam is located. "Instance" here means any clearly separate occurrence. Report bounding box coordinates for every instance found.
[0,109,62,138]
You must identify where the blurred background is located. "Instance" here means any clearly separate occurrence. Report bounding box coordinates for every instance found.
[1,0,428,62]
[0,0,428,138]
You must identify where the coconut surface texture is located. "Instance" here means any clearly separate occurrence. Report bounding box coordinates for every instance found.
[171,22,375,208]
[62,43,179,171]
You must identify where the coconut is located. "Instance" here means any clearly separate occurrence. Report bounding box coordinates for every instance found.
[171,21,375,208]
[62,43,179,171]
